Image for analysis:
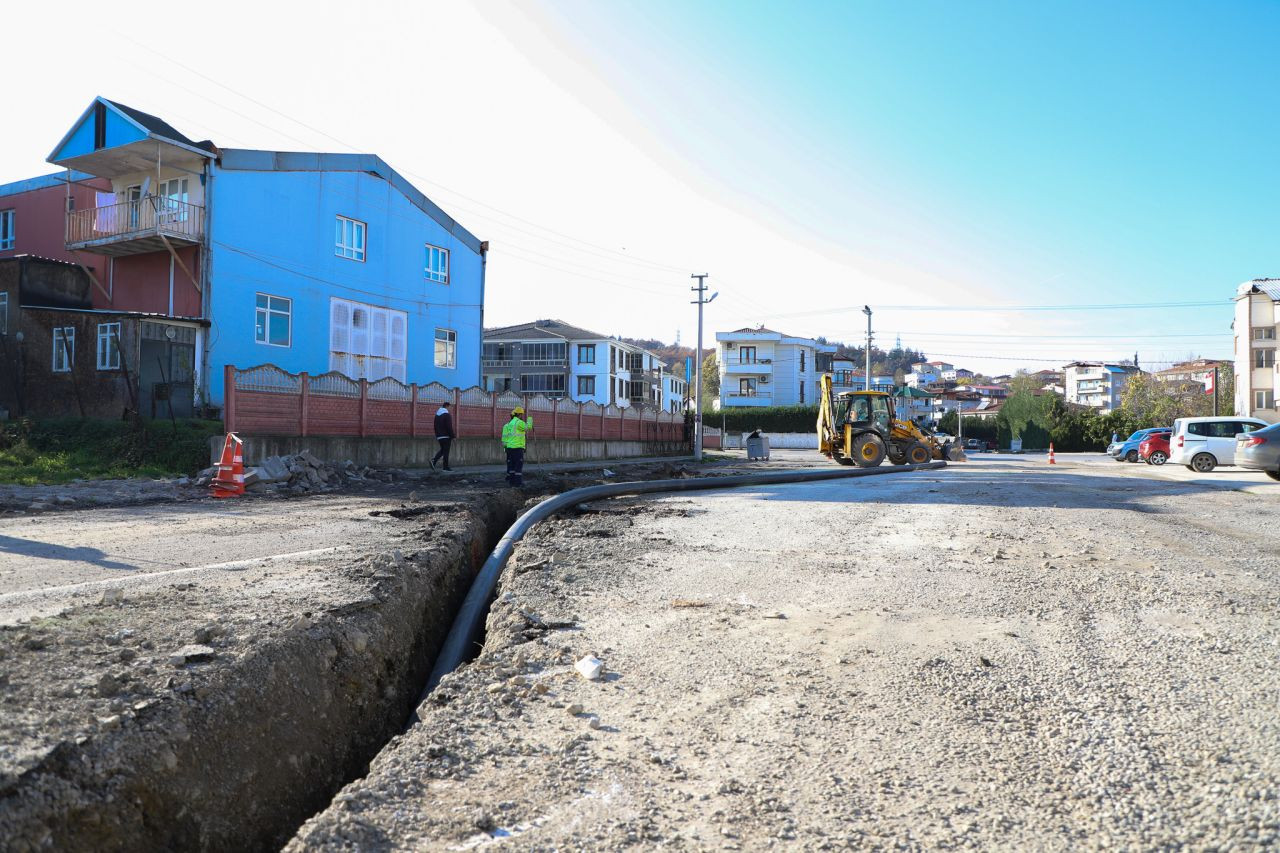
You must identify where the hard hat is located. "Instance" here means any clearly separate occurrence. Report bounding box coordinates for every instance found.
[512,406,525,415]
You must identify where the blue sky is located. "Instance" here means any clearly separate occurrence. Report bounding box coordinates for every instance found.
[3,1,1275,374]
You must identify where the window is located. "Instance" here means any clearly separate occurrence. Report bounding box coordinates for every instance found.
[578,375,595,396]
[1255,348,1276,369]
[0,209,13,250]
[1254,328,1277,340]
[1187,422,1209,436]
[0,292,7,334]
[425,244,449,283]
[627,381,645,401]
[435,328,457,369]
[800,351,806,372]
[255,293,292,347]
[739,346,757,364]
[626,352,644,371]
[800,381,805,403]
[1256,391,1275,410]
[52,327,74,372]
[157,178,189,222]
[335,215,366,261]
[485,376,512,392]
[578,344,596,364]
[739,378,757,396]
[483,342,513,365]
[522,374,566,396]
[521,342,567,365]
[96,323,121,370]
[329,297,407,381]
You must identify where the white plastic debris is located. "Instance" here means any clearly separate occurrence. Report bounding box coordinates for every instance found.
[601,469,616,478]
[575,655,605,681]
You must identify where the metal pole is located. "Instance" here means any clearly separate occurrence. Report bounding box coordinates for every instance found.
[691,274,715,461]
[862,305,873,392]
[1213,365,1219,417]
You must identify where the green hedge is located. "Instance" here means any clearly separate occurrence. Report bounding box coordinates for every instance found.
[0,418,225,485]
[703,405,821,434]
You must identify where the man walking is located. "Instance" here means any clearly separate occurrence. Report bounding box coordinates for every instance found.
[431,401,456,471]
[501,406,533,487]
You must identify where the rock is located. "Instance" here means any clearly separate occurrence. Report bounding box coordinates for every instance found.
[588,716,602,729]
[566,703,584,716]
[118,648,137,663]
[242,467,265,486]
[193,624,220,644]
[98,715,122,730]
[99,588,124,606]
[487,682,506,694]
[260,455,290,482]
[96,672,126,697]
[27,503,49,513]
[349,629,369,653]
[54,495,76,506]
[575,655,605,681]
[169,644,217,666]
[176,477,192,487]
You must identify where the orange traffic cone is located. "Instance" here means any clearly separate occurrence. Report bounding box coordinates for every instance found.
[210,433,245,498]
[1047,442,1056,465]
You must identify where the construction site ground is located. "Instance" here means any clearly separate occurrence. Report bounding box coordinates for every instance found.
[291,453,1280,851]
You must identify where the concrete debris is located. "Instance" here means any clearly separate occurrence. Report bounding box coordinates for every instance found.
[99,588,124,606]
[169,644,217,666]
[575,655,605,681]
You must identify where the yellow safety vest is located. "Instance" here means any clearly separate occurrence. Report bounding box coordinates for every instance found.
[501,416,532,449]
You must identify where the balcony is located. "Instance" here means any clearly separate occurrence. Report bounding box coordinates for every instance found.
[67,198,204,257]
[721,391,773,407]
[725,359,773,374]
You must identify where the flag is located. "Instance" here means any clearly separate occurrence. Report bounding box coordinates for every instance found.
[1203,371,1215,396]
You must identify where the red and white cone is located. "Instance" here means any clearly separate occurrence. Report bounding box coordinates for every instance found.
[1048,442,1056,465]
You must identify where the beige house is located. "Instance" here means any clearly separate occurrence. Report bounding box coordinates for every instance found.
[1234,279,1280,423]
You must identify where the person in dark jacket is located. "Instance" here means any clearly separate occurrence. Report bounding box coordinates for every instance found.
[431,402,456,470]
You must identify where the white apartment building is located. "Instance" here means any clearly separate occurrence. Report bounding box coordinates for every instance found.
[662,374,688,414]
[714,327,836,408]
[482,320,665,408]
[1234,279,1280,423]
[1062,361,1141,412]
[829,358,894,393]
[906,361,953,388]
[940,367,973,381]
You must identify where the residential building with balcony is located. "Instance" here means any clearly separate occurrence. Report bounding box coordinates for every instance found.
[662,374,688,414]
[1155,358,1227,389]
[1234,279,1280,423]
[22,96,487,414]
[482,319,665,407]
[714,326,835,408]
[828,358,893,394]
[1063,361,1141,412]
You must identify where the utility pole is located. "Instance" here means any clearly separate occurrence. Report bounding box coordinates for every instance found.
[691,274,718,461]
[862,305,873,392]
[1213,365,1219,417]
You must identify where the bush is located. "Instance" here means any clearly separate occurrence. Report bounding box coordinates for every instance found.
[0,418,225,485]
[703,405,820,434]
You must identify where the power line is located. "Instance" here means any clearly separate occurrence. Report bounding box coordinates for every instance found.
[775,299,1231,320]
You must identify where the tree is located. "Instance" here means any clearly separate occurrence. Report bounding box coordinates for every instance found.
[1119,371,1225,425]
[1006,370,1046,395]
[700,352,720,405]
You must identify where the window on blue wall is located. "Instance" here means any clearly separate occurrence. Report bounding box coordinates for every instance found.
[435,328,457,369]
[425,244,449,283]
[577,344,595,364]
[255,293,292,347]
[577,375,595,396]
[335,216,365,261]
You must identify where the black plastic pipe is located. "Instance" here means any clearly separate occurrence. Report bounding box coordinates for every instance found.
[418,460,946,704]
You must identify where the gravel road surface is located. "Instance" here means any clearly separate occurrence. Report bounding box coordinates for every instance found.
[292,455,1280,850]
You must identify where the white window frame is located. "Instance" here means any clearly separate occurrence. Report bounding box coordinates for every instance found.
[1254,328,1277,341]
[335,215,366,261]
[157,177,190,223]
[0,209,14,250]
[96,322,122,370]
[1255,348,1276,369]
[329,297,407,382]
[52,327,75,372]
[425,244,449,283]
[434,328,457,369]
[255,293,292,347]
[1256,390,1275,410]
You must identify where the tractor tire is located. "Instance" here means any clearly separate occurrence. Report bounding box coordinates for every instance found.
[851,433,886,468]
[887,446,908,465]
[905,441,932,465]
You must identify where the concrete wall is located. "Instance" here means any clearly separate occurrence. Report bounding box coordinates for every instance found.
[218,434,688,467]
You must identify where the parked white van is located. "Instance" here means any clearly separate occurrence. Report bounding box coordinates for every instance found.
[1169,416,1268,472]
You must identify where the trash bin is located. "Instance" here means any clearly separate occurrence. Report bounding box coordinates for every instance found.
[746,432,770,461]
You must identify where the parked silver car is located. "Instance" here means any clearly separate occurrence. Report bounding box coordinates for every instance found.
[1235,421,1280,481]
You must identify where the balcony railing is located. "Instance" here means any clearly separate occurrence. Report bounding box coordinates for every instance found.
[67,198,205,256]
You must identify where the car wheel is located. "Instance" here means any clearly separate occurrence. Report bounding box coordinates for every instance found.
[1190,453,1217,474]
[1125,449,1140,463]
[1149,450,1167,466]
[1267,470,1280,482]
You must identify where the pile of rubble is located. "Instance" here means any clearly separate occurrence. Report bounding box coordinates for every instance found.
[194,450,397,495]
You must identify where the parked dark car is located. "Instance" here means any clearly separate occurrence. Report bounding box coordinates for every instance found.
[1139,431,1171,465]
[1235,421,1280,481]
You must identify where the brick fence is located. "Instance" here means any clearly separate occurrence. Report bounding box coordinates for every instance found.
[223,364,686,442]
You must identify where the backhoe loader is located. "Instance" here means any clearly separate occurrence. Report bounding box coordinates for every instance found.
[817,374,952,467]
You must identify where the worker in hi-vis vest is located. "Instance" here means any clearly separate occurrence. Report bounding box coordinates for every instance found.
[501,406,533,487]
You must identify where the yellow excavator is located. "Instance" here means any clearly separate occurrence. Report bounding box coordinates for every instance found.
[817,374,951,467]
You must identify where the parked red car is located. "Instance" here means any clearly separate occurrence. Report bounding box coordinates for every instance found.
[1139,431,1171,465]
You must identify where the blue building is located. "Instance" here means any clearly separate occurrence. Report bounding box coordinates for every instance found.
[43,97,485,410]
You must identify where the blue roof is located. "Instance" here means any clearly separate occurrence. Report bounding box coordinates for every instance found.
[218,149,483,255]
[0,170,98,198]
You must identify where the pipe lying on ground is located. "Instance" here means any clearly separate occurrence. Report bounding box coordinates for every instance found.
[419,460,947,703]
